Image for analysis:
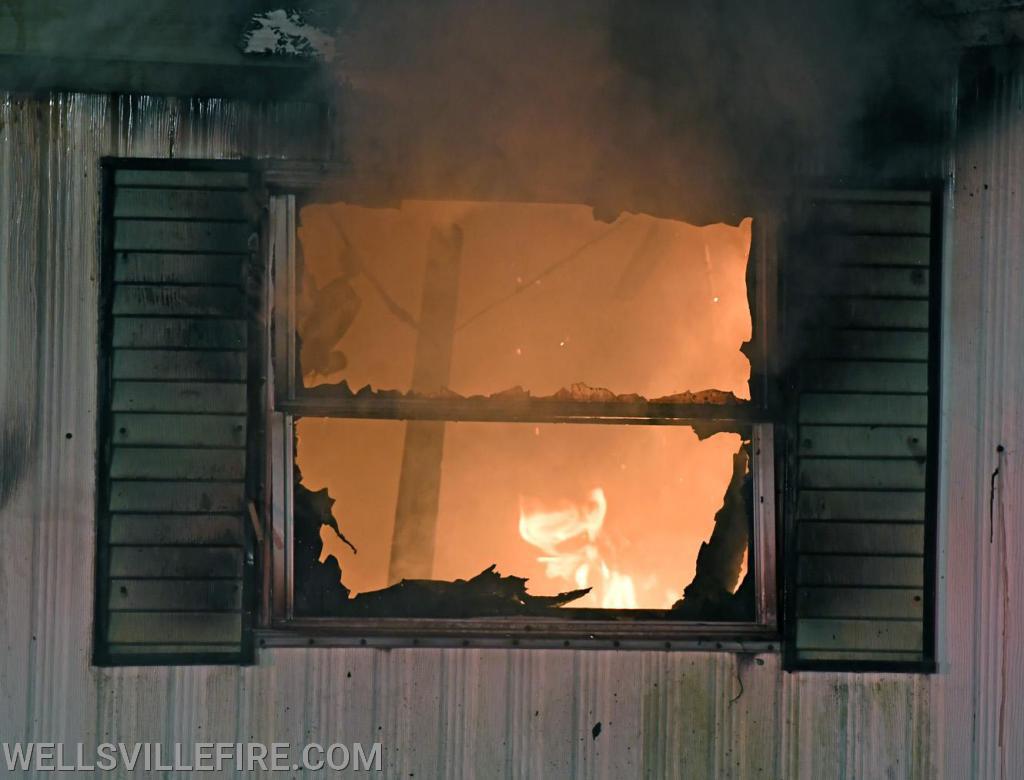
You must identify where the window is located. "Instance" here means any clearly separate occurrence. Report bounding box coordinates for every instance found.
[91,160,941,668]
[265,192,778,647]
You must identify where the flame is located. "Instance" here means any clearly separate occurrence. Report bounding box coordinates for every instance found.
[518,487,638,608]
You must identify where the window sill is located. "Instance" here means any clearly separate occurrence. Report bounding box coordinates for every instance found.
[256,619,779,652]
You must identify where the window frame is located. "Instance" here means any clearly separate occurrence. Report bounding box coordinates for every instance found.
[257,184,781,651]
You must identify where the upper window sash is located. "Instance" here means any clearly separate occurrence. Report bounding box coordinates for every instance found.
[269,194,778,426]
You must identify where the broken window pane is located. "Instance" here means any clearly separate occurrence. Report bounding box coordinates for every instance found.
[293,418,754,619]
[295,201,752,402]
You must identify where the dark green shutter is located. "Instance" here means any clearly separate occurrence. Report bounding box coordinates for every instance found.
[783,188,940,672]
[94,162,262,665]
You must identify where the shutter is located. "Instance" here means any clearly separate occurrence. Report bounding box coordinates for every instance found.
[94,162,263,665]
[783,188,940,672]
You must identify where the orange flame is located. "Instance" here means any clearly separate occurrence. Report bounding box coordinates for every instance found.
[518,487,638,608]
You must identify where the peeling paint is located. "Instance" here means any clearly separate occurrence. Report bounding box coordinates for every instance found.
[240,9,336,62]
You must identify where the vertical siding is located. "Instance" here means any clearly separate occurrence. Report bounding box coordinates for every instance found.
[0,93,45,759]
[0,84,1020,778]
[938,65,1024,779]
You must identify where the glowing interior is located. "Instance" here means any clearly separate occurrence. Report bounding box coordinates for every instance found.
[296,201,751,400]
[295,201,753,610]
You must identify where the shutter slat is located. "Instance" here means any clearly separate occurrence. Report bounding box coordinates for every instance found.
[111,381,247,413]
[798,555,924,587]
[109,481,246,513]
[106,644,241,655]
[110,448,246,480]
[108,547,244,578]
[797,489,925,521]
[114,220,253,252]
[109,514,244,545]
[109,579,243,610]
[112,413,247,447]
[113,285,246,317]
[814,235,931,266]
[114,169,251,189]
[809,202,932,233]
[795,650,924,662]
[107,613,243,644]
[112,349,247,381]
[798,394,928,425]
[827,268,929,298]
[113,318,247,349]
[785,188,937,670]
[798,523,925,554]
[799,459,926,490]
[797,587,923,619]
[801,360,927,393]
[809,329,928,361]
[798,425,927,457]
[114,188,253,220]
[831,298,929,329]
[796,619,922,652]
[114,253,247,286]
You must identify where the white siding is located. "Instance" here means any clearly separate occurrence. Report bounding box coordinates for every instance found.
[0,84,1020,777]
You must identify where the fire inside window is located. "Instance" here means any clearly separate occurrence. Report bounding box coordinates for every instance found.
[270,198,776,630]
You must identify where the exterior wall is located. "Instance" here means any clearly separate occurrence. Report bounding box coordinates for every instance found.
[0,88,1019,778]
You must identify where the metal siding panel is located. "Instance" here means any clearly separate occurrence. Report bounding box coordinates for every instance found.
[21,82,1024,778]
[938,62,1024,779]
[0,93,45,748]
[24,93,113,749]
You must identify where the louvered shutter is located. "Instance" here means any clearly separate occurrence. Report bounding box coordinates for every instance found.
[783,188,940,672]
[94,162,262,665]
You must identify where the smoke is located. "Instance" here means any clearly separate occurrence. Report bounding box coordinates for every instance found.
[329,0,954,221]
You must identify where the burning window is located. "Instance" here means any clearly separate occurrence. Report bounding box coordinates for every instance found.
[271,198,774,631]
